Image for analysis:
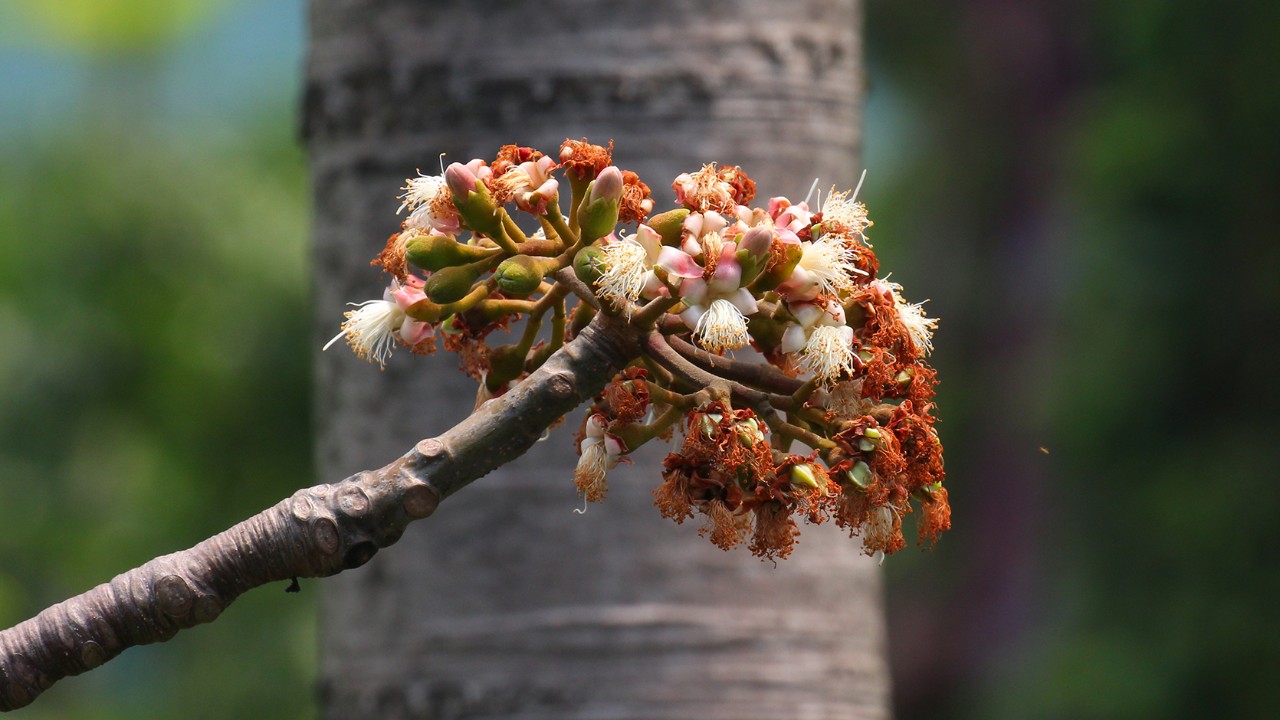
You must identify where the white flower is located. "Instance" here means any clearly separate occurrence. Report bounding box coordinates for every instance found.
[862,504,900,561]
[801,325,856,385]
[777,236,866,302]
[821,187,873,241]
[323,280,432,368]
[575,414,624,502]
[780,299,856,385]
[689,298,752,355]
[678,242,758,355]
[398,172,447,214]
[398,172,458,234]
[598,239,649,307]
[597,225,702,312]
[877,279,938,356]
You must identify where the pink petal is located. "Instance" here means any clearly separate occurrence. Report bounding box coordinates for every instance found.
[399,319,434,345]
[656,246,704,279]
[709,245,742,295]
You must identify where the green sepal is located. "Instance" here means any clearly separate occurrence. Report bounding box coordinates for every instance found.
[736,248,767,286]
[577,194,620,243]
[452,180,503,237]
[790,464,821,490]
[749,241,803,292]
[846,460,873,489]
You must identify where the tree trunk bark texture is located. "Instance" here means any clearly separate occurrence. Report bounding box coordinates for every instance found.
[306,1,886,718]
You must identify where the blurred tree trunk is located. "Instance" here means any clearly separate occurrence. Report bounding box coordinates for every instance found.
[305,1,887,717]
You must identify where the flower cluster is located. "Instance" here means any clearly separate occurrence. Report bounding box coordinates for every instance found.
[328,138,949,561]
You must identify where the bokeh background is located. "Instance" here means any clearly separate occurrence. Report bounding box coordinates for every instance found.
[1,1,1275,718]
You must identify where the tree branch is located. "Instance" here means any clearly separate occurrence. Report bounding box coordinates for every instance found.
[0,313,641,712]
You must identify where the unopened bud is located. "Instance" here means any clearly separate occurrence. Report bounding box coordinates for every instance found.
[406,235,497,272]
[895,369,914,386]
[573,245,606,286]
[444,162,477,199]
[739,226,774,261]
[425,265,480,304]
[647,209,690,246]
[577,174,622,242]
[494,255,556,297]
[446,162,503,237]
[590,166,623,204]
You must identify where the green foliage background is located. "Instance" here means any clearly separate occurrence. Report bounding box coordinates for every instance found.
[0,2,314,717]
[1,1,1276,718]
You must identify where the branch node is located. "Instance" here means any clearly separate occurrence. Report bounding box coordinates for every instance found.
[415,439,446,459]
[548,372,576,399]
[401,484,439,519]
[311,518,340,555]
[336,485,371,517]
[155,575,194,618]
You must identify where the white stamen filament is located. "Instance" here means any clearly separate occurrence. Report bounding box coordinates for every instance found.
[325,299,406,367]
[799,236,864,294]
[597,240,649,308]
[801,325,856,385]
[693,298,751,355]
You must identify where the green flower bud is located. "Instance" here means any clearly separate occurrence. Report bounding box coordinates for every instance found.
[647,208,689,246]
[425,265,480,304]
[406,235,497,272]
[896,369,915,386]
[573,245,606,286]
[494,255,557,297]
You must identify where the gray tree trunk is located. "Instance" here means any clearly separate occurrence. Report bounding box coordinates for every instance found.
[305,1,887,718]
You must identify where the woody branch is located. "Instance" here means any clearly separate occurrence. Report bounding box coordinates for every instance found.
[0,314,640,712]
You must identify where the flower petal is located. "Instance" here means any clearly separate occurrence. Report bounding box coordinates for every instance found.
[656,246,703,278]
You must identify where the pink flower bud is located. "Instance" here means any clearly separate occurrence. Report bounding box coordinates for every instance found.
[445,162,477,198]
[739,225,774,261]
[590,166,623,203]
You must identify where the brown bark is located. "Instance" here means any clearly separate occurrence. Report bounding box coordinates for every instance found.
[307,1,889,719]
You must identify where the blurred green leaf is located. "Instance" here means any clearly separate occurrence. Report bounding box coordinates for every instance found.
[9,0,231,53]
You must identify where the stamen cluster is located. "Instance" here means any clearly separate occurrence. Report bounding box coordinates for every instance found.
[328,139,949,561]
